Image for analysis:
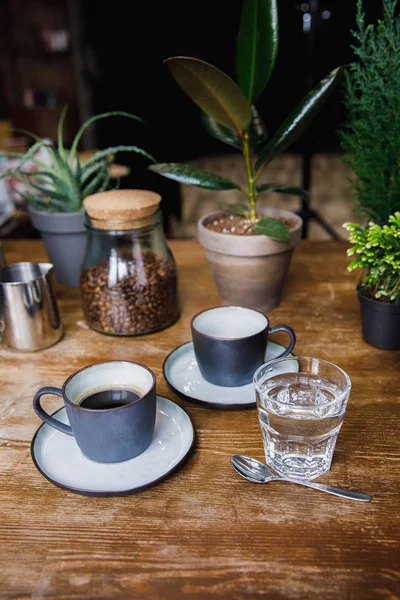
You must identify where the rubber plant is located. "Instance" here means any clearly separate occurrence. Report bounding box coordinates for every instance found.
[0,107,155,212]
[149,0,344,242]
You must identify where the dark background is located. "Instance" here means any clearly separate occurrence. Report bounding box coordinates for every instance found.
[0,0,386,221]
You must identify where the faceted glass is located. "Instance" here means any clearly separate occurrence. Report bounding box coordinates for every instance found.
[253,357,351,480]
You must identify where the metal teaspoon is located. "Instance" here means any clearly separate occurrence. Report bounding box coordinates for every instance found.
[231,455,371,502]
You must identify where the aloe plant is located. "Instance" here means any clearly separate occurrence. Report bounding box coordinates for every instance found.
[0,107,155,212]
[149,0,344,242]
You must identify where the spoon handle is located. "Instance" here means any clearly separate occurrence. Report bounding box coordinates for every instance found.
[281,478,371,502]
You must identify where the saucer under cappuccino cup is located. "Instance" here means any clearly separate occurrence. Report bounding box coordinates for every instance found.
[33,361,156,463]
[191,306,296,387]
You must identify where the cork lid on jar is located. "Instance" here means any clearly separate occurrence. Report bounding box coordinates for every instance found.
[83,190,161,229]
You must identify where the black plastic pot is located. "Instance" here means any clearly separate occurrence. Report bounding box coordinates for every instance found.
[358,289,400,350]
[29,207,87,287]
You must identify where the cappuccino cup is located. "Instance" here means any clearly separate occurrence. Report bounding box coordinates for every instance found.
[191,306,296,387]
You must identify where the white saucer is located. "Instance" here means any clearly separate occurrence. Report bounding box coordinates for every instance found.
[31,396,194,496]
[163,341,297,409]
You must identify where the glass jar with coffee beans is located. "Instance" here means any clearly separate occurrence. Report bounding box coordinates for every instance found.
[80,190,180,336]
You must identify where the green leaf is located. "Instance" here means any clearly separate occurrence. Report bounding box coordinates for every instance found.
[202,105,267,150]
[22,178,71,202]
[255,65,345,175]
[82,145,156,169]
[57,105,68,162]
[248,105,268,150]
[8,127,42,142]
[220,203,250,216]
[7,140,49,176]
[19,169,75,198]
[0,151,49,171]
[29,196,71,212]
[75,154,82,183]
[166,57,252,133]
[253,216,290,241]
[149,163,240,190]
[257,183,309,197]
[82,164,109,197]
[100,167,111,192]
[46,147,81,210]
[69,112,144,164]
[201,113,242,149]
[81,160,110,184]
[236,0,278,103]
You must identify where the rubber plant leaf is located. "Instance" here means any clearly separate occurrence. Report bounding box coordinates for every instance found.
[220,203,250,216]
[257,183,309,197]
[201,113,242,149]
[254,216,290,242]
[255,65,345,175]
[167,57,252,133]
[202,105,267,150]
[236,0,278,103]
[149,163,240,190]
[248,105,268,150]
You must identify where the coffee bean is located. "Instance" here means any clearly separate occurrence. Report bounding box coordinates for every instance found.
[80,253,179,335]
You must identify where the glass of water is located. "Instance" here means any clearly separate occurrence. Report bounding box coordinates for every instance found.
[253,357,351,480]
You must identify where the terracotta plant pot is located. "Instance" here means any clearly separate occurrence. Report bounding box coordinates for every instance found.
[358,288,400,350]
[198,208,303,312]
[29,207,87,287]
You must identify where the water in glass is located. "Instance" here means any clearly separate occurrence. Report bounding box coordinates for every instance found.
[254,358,351,480]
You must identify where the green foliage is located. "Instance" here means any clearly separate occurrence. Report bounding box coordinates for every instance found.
[344,212,400,302]
[236,0,278,103]
[166,57,252,133]
[255,66,344,175]
[150,0,342,242]
[339,0,400,224]
[256,183,309,198]
[220,203,251,217]
[0,109,154,213]
[148,163,240,190]
[253,217,290,241]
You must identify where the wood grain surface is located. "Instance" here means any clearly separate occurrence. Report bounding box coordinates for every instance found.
[0,240,399,600]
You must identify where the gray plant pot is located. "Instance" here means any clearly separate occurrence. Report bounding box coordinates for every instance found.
[198,207,303,312]
[29,207,87,287]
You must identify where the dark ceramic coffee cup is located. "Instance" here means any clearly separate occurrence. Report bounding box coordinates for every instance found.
[191,306,296,387]
[33,361,156,463]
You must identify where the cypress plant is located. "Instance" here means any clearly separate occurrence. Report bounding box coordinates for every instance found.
[340,0,400,224]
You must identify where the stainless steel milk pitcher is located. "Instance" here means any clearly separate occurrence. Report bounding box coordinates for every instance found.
[0,262,63,351]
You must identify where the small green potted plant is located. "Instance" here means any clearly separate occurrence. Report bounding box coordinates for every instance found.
[0,109,154,286]
[340,0,400,349]
[149,0,344,311]
[344,215,400,349]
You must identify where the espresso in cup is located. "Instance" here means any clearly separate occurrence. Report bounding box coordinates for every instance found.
[75,385,144,410]
[33,361,156,463]
[191,306,296,387]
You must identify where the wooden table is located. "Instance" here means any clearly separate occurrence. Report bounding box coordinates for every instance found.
[1,240,399,600]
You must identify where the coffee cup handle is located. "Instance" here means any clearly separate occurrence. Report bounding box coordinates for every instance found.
[267,325,296,358]
[33,387,74,436]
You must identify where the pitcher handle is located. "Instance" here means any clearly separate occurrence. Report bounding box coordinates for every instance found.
[0,241,6,270]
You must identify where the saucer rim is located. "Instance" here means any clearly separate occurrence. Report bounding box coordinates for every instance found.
[30,396,195,497]
[163,340,259,410]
